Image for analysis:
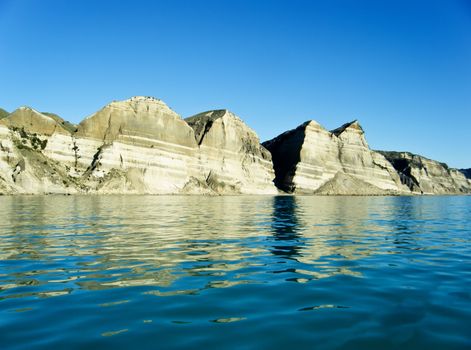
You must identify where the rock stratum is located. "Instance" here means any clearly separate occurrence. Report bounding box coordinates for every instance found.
[0,96,469,195]
[263,120,409,195]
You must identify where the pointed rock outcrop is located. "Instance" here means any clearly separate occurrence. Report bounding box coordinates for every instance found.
[378,151,471,194]
[263,120,407,194]
[185,110,277,194]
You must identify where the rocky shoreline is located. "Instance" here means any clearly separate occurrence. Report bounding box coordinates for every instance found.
[1,96,469,195]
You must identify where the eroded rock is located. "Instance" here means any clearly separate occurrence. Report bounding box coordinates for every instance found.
[263,120,407,194]
[378,151,471,194]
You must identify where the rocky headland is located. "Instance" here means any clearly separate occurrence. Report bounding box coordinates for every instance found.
[0,96,469,195]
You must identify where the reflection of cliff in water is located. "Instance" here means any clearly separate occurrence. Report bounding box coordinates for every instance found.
[270,196,304,259]
[0,195,438,299]
[0,196,275,295]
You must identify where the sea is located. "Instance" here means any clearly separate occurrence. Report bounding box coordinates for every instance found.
[0,195,470,349]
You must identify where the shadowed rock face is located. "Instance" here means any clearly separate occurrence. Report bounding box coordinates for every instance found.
[378,151,471,194]
[460,168,471,179]
[262,122,307,192]
[263,120,406,194]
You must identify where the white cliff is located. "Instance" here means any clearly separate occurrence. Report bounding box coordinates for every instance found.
[263,120,408,194]
[0,107,79,194]
[0,97,278,194]
[185,110,278,194]
[0,98,469,195]
[378,151,471,194]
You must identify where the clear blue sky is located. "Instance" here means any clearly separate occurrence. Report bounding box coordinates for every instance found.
[1,0,470,168]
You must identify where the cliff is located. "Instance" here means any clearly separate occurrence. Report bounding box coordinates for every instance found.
[0,97,278,194]
[263,120,408,194]
[185,110,277,194]
[0,107,79,194]
[378,151,471,194]
[0,97,468,195]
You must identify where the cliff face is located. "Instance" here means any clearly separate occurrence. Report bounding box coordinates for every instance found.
[186,110,277,194]
[0,97,278,194]
[73,97,201,194]
[263,120,407,194]
[0,107,79,194]
[378,151,471,194]
[0,97,469,195]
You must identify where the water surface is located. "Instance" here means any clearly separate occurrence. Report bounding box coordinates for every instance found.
[0,195,470,349]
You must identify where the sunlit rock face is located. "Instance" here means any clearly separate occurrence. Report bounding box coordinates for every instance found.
[0,108,79,194]
[0,97,469,195]
[74,96,201,193]
[185,110,278,194]
[0,97,277,194]
[263,120,408,194]
[378,151,471,194]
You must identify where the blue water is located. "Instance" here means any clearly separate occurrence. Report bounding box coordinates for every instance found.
[0,195,470,349]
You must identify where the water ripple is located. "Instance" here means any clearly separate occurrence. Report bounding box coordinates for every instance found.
[0,195,470,349]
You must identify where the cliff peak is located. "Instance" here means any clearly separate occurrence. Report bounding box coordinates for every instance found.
[103,96,175,114]
[1,106,70,135]
[76,96,195,147]
[331,120,363,136]
[185,110,248,145]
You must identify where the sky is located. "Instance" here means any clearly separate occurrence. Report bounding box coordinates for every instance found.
[0,0,470,168]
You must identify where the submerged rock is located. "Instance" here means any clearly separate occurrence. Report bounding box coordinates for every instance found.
[263,120,407,194]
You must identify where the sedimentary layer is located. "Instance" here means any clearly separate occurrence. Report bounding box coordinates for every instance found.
[378,151,471,194]
[0,97,278,194]
[0,97,469,195]
[263,120,408,194]
[185,110,277,194]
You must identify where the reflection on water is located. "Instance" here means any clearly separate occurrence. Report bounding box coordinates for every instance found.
[0,195,471,349]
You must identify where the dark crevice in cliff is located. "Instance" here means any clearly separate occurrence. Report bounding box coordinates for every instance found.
[84,144,110,176]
